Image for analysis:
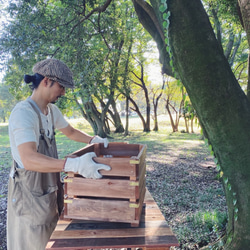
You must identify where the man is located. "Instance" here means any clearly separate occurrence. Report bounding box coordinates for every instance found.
[7,58,110,250]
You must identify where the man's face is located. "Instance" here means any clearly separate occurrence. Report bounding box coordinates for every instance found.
[49,81,66,104]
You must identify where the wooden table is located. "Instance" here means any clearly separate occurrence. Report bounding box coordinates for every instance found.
[46,189,179,250]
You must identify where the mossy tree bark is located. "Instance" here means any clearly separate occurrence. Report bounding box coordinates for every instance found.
[168,1,250,248]
[133,0,250,248]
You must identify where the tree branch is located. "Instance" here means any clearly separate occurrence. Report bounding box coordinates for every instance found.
[67,0,113,38]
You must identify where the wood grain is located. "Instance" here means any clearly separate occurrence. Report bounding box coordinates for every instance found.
[47,189,179,250]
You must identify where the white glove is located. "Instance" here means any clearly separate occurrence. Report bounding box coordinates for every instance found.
[64,152,111,179]
[90,135,109,148]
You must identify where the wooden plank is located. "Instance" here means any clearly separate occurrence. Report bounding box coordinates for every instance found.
[95,157,137,177]
[51,227,174,239]
[137,144,147,175]
[69,143,146,178]
[64,198,136,223]
[71,144,95,157]
[55,220,171,231]
[66,177,139,200]
[143,248,170,250]
[135,183,146,220]
[72,142,140,158]
[47,189,179,250]
[47,235,178,249]
[100,143,140,157]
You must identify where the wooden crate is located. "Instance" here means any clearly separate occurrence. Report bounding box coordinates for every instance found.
[63,142,147,227]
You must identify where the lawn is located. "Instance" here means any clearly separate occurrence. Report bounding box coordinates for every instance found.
[0,116,227,249]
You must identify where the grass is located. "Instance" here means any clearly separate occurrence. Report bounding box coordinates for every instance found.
[0,116,227,249]
[180,210,227,246]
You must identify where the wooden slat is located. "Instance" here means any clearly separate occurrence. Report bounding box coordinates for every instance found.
[47,189,179,250]
[96,157,137,177]
[47,235,178,249]
[71,144,95,157]
[72,142,140,158]
[100,143,140,156]
[69,143,146,178]
[51,227,174,239]
[64,198,136,223]
[66,177,139,200]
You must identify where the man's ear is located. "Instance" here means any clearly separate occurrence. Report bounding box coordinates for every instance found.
[42,77,49,86]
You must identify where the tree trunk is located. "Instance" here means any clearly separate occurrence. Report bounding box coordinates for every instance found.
[145,97,150,132]
[110,99,125,133]
[166,0,250,248]
[75,95,107,137]
[165,99,178,132]
[132,0,173,76]
[131,60,151,132]
[124,97,129,136]
[153,104,159,131]
[152,78,165,131]
[129,96,147,131]
[184,115,189,133]
[238,0,250,47]
[191,118,194,134]
[247,53,250,101]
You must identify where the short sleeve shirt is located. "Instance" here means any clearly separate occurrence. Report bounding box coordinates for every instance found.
[8,98,69,168]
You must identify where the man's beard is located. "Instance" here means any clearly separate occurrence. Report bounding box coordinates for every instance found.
[51,95,63,104]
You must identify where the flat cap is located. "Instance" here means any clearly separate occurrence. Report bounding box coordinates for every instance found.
[33,58,74,88]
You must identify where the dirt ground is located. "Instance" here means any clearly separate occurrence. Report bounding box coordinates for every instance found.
[146,138,227,249]
[0,137,227,249]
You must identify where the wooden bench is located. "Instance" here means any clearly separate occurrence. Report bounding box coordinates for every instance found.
[46,189,179,250]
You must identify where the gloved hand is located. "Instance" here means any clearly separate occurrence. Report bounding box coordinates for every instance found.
[90,135,109,148]
[64,152,111,179]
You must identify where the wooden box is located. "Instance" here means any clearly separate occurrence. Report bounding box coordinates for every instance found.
[63,142,147,227]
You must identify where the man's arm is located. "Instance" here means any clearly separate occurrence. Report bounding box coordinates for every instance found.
[18,141,110,178]
[59,124,93,143]
[18,142,65,172]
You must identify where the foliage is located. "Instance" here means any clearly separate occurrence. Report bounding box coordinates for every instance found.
[205,0,240,24]
[0,83,17,122]
[204,1,249,92]
[0,0,162,135]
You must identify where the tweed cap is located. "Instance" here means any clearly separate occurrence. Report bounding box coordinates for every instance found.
[32,58,74,88]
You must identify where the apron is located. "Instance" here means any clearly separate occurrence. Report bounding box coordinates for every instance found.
[7,100,64,250]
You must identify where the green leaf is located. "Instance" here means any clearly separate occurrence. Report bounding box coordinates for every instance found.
[163,13,168,20]
[159,4,167,13]
[224,177,228,184]
[163,20,169,29]
[216,165,221,171]
[204,138,208,146]
[234,214,238,221]
[163,11,170,20]
[41,30,46,36]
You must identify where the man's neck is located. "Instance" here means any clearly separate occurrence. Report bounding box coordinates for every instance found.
[30,92,49,115]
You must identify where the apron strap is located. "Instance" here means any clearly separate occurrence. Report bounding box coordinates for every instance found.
[27,99,55,148]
